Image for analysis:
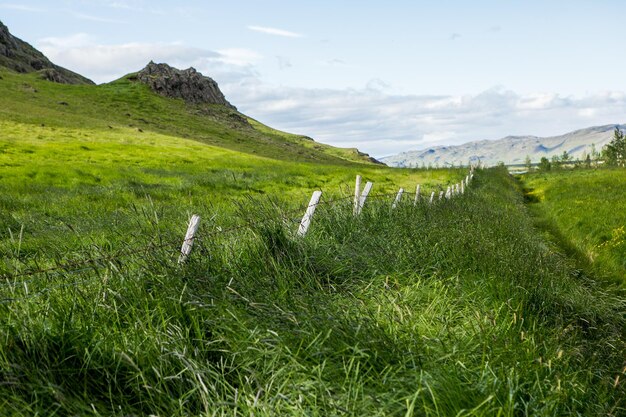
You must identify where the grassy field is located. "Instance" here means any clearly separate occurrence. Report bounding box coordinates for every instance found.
[0,68,463,275]
[2,68,626,415]
[1,167,625,415]
[0,117,462,275]
[521,168,626,283]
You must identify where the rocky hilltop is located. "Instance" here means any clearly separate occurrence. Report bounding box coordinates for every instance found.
[135,62,235,109]
[381,124,626,167]
[0,20,93,85]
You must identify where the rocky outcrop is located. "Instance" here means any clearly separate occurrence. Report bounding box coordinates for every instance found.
[0,20,94,85]
[135,61,236,109]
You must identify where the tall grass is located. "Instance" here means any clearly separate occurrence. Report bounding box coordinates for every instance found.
[1,167,624,415]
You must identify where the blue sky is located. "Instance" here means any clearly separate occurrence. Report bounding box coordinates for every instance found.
[2,0,626,157]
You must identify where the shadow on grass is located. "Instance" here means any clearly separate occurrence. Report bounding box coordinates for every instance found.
[516,177,625,289]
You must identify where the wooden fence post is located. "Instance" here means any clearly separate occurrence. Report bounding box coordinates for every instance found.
[297,191,322,237]
[439,190,444,200]
[356,181,373,215]
[455,183,460,195]
[429,191,435,204]
[414,184,421,205]
[445,186,452,199]
[461,181,465,194]
[353,175,362,216]
[179,214,201,264]
[392,188,404,209]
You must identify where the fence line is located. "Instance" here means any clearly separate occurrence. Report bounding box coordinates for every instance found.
[0,166,480,301]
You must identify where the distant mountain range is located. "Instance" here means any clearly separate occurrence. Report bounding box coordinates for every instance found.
[381,124,626,167]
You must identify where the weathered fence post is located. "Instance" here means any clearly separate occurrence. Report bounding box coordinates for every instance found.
[445,186,452,199]
[455,183,460,195]
[179,214,201,264]
[429,191,435,204]
[353,175,362,216]
[297,190,322,237]
[439,190,444,200]
[356,181,373,215]
[414,184,421,205]
[461,181,465,194]
[392,188,404,209]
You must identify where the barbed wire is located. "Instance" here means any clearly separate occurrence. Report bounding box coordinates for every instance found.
[0,273,98,305]
[0,174,476,300]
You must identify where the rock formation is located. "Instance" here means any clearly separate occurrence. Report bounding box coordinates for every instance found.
[0,20,94,85]
[135,61,236,109]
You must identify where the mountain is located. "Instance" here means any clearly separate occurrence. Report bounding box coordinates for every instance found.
[381,125,626,167]
[0,20,93,85]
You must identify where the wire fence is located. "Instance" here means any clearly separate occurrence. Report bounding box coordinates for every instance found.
[0,169,478,304]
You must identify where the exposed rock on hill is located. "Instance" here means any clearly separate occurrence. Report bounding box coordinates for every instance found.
[135,61,236,109]
[0,20,94,85]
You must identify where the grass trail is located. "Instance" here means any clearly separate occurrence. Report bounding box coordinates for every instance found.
[521,168,626,283]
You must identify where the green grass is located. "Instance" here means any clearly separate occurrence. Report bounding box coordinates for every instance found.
[521,168,626,283]
[1,68,625,415]
[0,117,460,273]
[0,67,461,271]
[1,168,625,415]
[0,67,376,165]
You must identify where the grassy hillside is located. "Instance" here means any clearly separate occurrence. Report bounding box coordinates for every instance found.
[0,67,374,165]
[521,168,626,283]
[0,115,461,273]
[0,66,462,277]
[1,167,625,415]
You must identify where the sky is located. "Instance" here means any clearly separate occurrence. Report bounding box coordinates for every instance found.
[2,0,626,158]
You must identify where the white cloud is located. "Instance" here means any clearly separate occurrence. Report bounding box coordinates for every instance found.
[578,108,596,117]
[422,131,458,144]
[102,0,165,15]
[516,93,563,110]
[105,1,135,9]
[247,25,303,38]
[323,59,347,67]
[36,35,229,83]
[0,3,44,12]
[34,36,626,159]
[226,82,626,157]
[38,33,94,48]
[276,56,292,70]
[215,48,262,66]
[71,12,127,24]
[366,78,391,92]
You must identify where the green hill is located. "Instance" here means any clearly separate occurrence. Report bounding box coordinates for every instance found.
[0,67,380,165]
